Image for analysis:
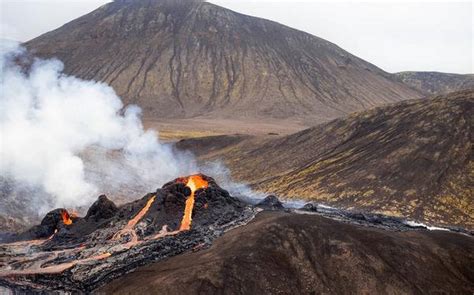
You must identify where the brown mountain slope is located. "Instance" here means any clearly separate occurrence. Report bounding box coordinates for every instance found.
[25,0,421,123]
[396,71,474,95]
[177,90,474,229]
[98,212,474,295]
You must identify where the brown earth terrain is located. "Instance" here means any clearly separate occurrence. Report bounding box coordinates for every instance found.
[148,117,307,142]
[396,71,474,95]
[25,0,421,124]
[98,211,474,295]
[176,90,474,229]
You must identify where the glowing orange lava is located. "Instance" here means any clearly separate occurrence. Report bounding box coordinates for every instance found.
[179,175,208,231]
[112,195,156,249]
[0,252,111,276]
[61,210,73,225]
[126,195,156,230]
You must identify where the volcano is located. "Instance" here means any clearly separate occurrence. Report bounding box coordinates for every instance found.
[24,0,421,123]
[0,175,257,292]
[1,177,473,294]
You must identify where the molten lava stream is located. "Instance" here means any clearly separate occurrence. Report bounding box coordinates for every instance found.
[112,195,156,248]
[179,175,208,231]
[125,195,156,230]
[0,252,111,276]
[0,229,58,248]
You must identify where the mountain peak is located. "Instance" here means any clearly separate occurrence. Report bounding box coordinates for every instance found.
[111,0,205,10]
[25,0,421,123]
[113,0,204,4]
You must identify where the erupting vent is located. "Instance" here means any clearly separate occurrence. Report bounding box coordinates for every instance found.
[0,174,257,292]
[180,175,209,231]
[61,210,73,225]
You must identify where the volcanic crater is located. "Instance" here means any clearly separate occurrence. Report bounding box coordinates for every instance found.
[0,174,257,292]
[0,176,473,294]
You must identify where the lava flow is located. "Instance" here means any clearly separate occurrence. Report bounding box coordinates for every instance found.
[0,174,257,292]
[112,195,156,248]
[179,175,209,231]
[125,195,156,230]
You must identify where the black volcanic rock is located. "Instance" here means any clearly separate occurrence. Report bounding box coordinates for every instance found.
[147,175,246,231]
[298,203,431,232]
[302,203,318,211]
[257,195,284,210]
[85,195,118,221]
[24,0,421,122]
[40,209,66,228]
[20,209,69,239]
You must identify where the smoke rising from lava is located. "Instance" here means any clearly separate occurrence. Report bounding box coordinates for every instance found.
[0,43,198,210]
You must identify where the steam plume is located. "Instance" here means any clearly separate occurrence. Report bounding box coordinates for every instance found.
[0,43,197,210]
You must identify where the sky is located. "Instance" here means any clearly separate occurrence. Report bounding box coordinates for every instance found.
[0,0,472,74]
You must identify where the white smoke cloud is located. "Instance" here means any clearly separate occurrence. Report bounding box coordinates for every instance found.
[200,161,265,204]
[0,43,198,210]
